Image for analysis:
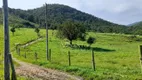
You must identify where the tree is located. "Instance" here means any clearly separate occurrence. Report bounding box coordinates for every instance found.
[87,37,95,48]
[28,15,34,22]
[58,20,86,45]
[35,27,40,37]
[10,27,15,36]
[78,23,86,41]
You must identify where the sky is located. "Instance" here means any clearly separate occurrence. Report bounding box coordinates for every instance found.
[0,0,142,25]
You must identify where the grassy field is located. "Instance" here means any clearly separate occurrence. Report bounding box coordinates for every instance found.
[0,25,46,79]
[13,29,142,80]
[0,25,142,80]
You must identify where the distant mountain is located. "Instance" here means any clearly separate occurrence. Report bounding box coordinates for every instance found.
[127,21,142,35]
[128,21,142,27]
[0,4,128,33]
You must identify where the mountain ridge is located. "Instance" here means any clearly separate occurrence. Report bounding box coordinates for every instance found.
[128,21,142,26]
[0,4,131,34]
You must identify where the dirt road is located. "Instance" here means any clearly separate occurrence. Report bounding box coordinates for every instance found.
[14,58,83,80]
[13,38,83,80]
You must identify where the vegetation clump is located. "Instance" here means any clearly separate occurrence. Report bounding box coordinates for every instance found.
[87,37,95,48]
[35,27,40,37]
[10,27,16,36]
[58,20,86,45]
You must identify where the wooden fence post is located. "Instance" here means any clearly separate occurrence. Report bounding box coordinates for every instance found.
[68,51,71,66]
[9,54,17,80]
[18,48,20,56]
[15,45,18,53]
[15,44,20,54]
[92,50,95,71]
[35,52,37,61]
[49,49,51,62]
[140,45,142,72]
[24,52,26,58]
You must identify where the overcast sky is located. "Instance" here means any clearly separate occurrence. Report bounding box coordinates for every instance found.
[1,0,142,25]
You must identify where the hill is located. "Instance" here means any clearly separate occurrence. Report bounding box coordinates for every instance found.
[0,8,37,28]
[127,21,142,35]
[0,4,128,33]
[128,21,142,26]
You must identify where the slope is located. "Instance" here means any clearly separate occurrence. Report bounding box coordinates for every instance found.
[1,4,127,33]
[128,21,142,27]
[0,8,37,28]
[127,21,142,35]
[26,4,127,33]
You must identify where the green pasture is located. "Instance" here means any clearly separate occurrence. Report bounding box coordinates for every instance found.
[0,25,45,79]
[13,29,142,80]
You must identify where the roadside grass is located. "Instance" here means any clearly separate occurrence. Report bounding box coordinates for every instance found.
[13,30,142,80]
[0,25,46,79]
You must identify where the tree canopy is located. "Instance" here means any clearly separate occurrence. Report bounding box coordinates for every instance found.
[58,20,86,45]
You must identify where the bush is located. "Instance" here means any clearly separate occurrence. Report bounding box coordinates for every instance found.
[87,37,95,47]
[10,27,16,36]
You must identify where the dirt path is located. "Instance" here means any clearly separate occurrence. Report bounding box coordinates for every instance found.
[13,38,83,80]
[14,58,83,80]
[20,37,43,48]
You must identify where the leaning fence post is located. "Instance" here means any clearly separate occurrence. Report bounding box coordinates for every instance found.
[92,50,95,71]
[9,54,17,80]
[140,45,142,72]
[68,51,71,66]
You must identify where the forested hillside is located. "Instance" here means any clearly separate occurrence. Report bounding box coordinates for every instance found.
[127,21,142,35]
[0,4,142,35]
[0,4,128,33]
[0,8,36,28]
[128,26,142,35]
[129,21,142,27]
